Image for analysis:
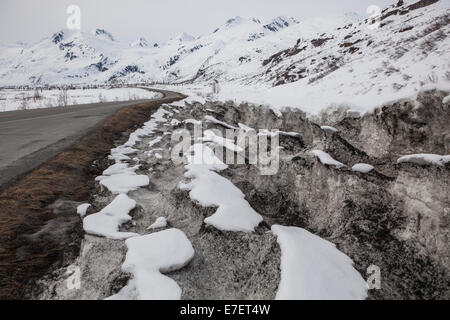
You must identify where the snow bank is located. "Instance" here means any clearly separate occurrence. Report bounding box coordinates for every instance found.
[271,225,367,300]
[180,144,262,232]
[108,228,194,300]
[397,154,450,166]
[311,150,345,168]
[352,163,374,173]
[83,194,138,239]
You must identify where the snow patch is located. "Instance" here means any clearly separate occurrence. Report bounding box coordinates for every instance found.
[352,163,374,173]
[108,228,194,300]
[271,225,368,300]
[397,154,450,166]
[83,194,138,240]
[311,150,345,168]
[147,217,168,230]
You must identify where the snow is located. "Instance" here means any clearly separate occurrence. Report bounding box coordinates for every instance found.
[102,163,139,176]
[321,125,339,133]
[83,194,138,240]
[311,150,345,168]
[0,88,161,112]
[443,95,450,104]
[108,228,194,300]
[271,225,368,300]
[352,163,374,173]
[97,173,149,194]
[201,129,243,153]
[147,217,168,230]
[180,144,262,232]
[76,203,91,217]
[397,154,450,166]
[204,115,238,129]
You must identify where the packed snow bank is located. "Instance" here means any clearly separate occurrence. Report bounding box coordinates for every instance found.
[311,150,345,168]
[352,163,374,173]
[83,194,138,239]
[108,229,194,300]
[180,144,262,232]
[397,154,450,166]
[271,225,367,300]
[0,88,161,112]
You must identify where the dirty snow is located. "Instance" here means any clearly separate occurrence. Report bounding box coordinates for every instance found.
[321,125,339,133]
[271,225,368,300]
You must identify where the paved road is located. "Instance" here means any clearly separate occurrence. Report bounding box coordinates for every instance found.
[0,88,183,191]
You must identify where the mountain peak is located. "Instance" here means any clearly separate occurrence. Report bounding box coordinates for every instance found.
[93,29,115,41]
[263,16,299,32]
[131,37,149,48]
[174,32,195,42]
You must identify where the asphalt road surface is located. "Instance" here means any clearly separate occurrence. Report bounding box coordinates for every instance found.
[0,88,183,191]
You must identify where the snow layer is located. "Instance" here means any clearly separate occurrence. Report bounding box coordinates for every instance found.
[271,225,367,300]
[108,228,194,300]
[180,144,262,232]
[352,163,374,173]
[97,173,149,194]
[397,154,450,166]
[147,217,168,230]
[83,194,138,239]
[311,150,345,168]
[76,203,91,217]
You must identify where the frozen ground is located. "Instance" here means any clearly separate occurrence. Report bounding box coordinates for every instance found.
[0,87,161,112]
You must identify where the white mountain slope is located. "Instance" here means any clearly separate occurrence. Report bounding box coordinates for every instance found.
[0,0,448,116]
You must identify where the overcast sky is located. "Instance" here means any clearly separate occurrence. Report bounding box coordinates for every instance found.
[0,0,396,45]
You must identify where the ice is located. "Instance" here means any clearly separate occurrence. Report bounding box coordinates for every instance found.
[271,225,368,300]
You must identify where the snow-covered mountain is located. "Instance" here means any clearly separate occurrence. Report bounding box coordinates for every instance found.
[0,0,448,108]
[130,37,149,48]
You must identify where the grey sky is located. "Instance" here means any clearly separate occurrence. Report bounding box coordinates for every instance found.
[0,0,396,45]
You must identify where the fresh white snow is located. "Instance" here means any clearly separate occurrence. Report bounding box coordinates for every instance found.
[97,173,149,194]
[108,228,194,300]
[271,225,368,300]
[83,194,138,239]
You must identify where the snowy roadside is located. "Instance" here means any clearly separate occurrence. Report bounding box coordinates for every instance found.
[0,87,162,112]
[35,95,370,300]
